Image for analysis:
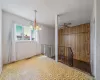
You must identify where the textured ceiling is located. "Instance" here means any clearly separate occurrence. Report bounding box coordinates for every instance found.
[1,0,93,27]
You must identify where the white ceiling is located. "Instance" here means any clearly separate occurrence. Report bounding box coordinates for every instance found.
[1,0,93,27]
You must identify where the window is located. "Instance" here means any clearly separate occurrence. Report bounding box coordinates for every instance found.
[15,24,35,41]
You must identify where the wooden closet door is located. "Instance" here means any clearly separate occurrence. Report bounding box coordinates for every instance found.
[69,34,76,59]
[79,33,86,62]
[84,32,90,62]
[58,23,90,63]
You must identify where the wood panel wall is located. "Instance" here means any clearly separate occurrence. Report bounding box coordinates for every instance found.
[58,23,90,63]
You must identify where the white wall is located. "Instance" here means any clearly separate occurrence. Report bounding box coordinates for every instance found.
[55,15,58,62]
[39,25,55,57]
[90,3,96,76]
[39,26,55,45]
[91,0,100,79]
[95,0,100,79]
[16,41,41,60]
[2,11,55,64]
[0,2,2,74]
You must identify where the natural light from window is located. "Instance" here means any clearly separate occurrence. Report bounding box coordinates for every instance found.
[15,24,35,41]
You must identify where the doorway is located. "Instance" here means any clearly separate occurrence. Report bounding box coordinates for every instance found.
[58,23,91,74]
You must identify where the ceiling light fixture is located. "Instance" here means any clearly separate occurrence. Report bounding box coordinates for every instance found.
[33,10,41,30]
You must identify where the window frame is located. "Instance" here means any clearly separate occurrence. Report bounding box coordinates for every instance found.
[14,24,35,42]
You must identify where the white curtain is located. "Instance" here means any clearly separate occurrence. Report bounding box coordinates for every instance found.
[7,23,16,63]
[34,30,40,43]
[34,30,41,54]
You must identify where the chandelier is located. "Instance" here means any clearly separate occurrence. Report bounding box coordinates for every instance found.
[33,10,41,30]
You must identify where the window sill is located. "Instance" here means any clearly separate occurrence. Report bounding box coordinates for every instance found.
[15,40,37,43]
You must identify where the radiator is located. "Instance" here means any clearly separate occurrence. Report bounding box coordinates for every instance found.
[41,44,53,58]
